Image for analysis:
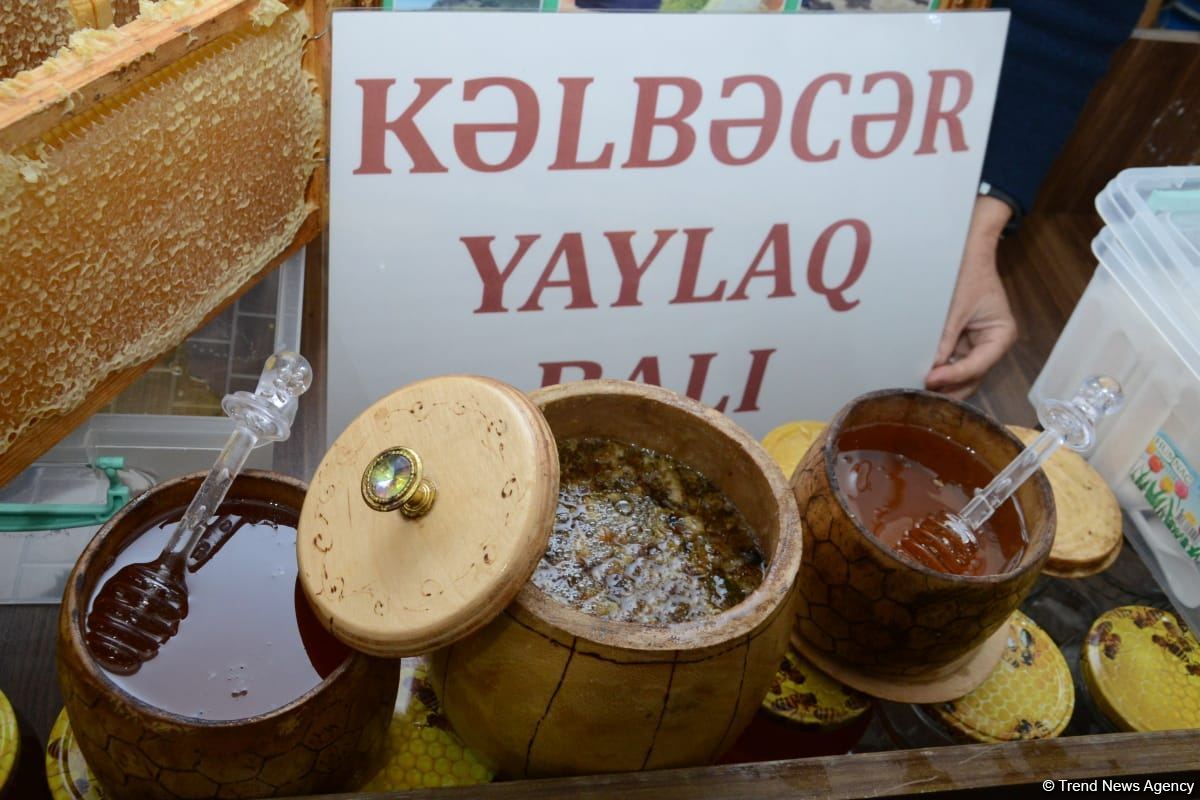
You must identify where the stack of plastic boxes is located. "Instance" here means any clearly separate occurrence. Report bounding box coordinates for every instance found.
[1032,167,1200,630]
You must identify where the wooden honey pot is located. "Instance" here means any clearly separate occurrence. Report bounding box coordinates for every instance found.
[57,472,400,800]
[789,389,1055,703]
[297,376,804,778]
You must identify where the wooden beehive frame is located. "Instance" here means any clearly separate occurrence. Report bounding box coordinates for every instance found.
[0,0,336,487]
[2,1,317,148]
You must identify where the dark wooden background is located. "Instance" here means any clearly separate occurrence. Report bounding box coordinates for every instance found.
[2,29,1199,800]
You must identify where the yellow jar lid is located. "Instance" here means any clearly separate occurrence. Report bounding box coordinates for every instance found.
[358,660,493,791]
[761,648,870,730]
[927,611,1073,742]
[46,708,100,800]
[1082,605,1200,732]
[0,689,17,798]
[761,421,826,480]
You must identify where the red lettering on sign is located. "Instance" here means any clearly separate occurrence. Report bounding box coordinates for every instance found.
[669,228,726,304]
[606,229,676,308]
[538,349,775,414]
[623,77,703,169]
[851,71,913,159]
[729,223,794,301]
[808,218,871,312]
[518,233,598,311]
[453,78,539,172]
[355,70,979,172]
[550,78,615,171]
[733,348,775,412]
[627,355,663,386]
[685,352,729,412]
[791,73,851,162]
[915,69,972,154]
[710,76,782,166]
[354,78,451,175]
[462,234,540,313]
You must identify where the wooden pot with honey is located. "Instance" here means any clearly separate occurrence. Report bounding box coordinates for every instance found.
[58,471,400,800]
[790,390,1055,701]
[297,377,803,779]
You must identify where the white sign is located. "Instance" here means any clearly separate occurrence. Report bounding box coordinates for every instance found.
[328,11,1008,441]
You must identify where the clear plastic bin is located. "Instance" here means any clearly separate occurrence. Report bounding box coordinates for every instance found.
[1032,167,1200,630]
[0,250,306,604]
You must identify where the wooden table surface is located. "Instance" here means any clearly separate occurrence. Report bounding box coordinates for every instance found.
[3,214,1198,799]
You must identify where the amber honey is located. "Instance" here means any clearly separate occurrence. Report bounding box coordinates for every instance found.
[87,501,348,720]
[835,423,1027,576]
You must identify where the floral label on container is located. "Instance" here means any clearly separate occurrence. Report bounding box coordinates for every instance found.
[1130,433,1199,561]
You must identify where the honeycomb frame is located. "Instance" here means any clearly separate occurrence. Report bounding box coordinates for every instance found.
[0,0,332,486]
[1,0,86,81]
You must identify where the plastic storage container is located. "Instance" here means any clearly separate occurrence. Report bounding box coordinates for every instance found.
[1032,167,1200,631]
[0,250,307,604]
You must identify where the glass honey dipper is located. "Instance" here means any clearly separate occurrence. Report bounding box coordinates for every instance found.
[86,351,312,675]
[901,376,1124,573]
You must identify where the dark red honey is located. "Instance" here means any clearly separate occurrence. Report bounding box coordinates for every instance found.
[87,501,348,720]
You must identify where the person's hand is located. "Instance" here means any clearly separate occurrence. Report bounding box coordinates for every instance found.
[925,195,1018,400]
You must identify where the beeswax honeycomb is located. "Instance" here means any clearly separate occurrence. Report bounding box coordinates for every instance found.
[113,0,140,25]
[0,9,321,457]
[0,0,82,80]
[0,26,132,105]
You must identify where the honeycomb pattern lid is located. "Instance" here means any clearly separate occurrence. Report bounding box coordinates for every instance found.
[0,688,15,798]
[761,648,870,730]
[1082,605,1200,732]
[358,660,492,792]
[761,421,827,481]
[926,611,1073,743]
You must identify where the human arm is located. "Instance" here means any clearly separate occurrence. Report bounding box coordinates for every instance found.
[925,195,1016,400]
[925,0,1144,398]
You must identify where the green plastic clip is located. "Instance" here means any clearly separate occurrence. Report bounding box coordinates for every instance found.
[0,457,131,532]
[1148,189,1200,214]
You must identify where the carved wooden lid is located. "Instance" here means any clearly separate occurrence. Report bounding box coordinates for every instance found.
[298,376,559,658]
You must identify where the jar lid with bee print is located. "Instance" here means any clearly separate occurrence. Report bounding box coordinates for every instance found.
[762,647,872,731]
[924,610,1074,743]
[720,647,872,763]
[1082,605,1200,732]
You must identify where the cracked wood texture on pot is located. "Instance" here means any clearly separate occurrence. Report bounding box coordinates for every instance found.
[432,380,803,778]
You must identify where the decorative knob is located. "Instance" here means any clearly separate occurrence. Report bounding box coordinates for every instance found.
[361,446,437,518]
[1038,375,1124,455]
[221,351,312,443]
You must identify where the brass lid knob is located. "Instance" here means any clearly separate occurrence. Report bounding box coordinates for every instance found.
[361,446,437,518]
